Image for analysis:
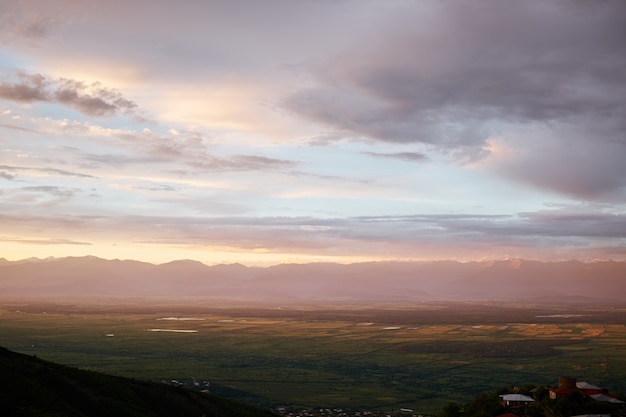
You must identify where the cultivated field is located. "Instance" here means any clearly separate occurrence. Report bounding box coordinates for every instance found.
[1,299,625,414]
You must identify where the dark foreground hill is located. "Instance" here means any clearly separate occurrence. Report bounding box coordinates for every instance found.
[0,346,277,417]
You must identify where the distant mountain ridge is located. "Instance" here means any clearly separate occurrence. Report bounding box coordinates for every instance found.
[0,257,625,302]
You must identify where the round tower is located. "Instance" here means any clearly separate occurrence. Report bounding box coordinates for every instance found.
[558,376,577,390]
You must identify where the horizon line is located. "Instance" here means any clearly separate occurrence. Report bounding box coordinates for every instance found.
[1,254,621,268]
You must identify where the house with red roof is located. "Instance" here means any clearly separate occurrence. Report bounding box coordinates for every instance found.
[549,376,624,405]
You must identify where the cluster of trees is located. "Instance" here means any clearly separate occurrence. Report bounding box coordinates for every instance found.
[438,384,625,417]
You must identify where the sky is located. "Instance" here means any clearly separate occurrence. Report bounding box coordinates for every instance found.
[0,0,625,266]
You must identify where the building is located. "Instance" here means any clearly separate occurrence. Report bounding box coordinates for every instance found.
[549,376,624,405]
[499,394,535,408]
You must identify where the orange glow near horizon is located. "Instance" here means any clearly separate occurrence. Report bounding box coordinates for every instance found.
[0,240,392,266]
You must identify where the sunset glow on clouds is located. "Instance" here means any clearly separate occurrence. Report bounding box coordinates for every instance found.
[1,0,625,265]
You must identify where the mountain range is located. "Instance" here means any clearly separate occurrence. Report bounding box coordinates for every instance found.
[0,257,625,302]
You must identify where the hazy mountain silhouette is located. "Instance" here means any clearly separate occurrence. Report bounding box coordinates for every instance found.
[1,257,625,302]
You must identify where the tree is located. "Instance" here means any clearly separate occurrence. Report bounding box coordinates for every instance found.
[552,390,586,417]
[438,402,461,417]
[463,392,504,417]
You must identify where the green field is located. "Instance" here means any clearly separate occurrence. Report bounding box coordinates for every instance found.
[1,300,625,414]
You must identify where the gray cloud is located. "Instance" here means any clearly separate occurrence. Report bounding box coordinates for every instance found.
[283,0,626,199]
[486,120,626,200]
[20,186,79,199]
[0,71,138,117]
[0,0,87,46]
[81,153,164,167]
[54,78,137,117]
[0,165,96,179]
[0,73,48,101]
[116,208,623,257]
[287,1,626,141]
[0,123,41,133]
[132,183,181,193]
[23,208,626,253]
[517,209,626,239]
[113,130,300,173]
[363,152,427,162]
[1,200,622,259]
[202,154,298,172]
[82,136,298,173]
[40,167,96,179]
[0,7,54,45]
[0,171,15,180]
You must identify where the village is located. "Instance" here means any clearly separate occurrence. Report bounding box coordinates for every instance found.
[274,406,413,417]
[155,375,625,417]
[494,376,625,417]
[270,376,625,417]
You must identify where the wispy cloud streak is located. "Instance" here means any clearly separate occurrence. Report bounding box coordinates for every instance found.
[0,71,138,117]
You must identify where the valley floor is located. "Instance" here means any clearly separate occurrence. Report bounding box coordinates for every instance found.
[1,299,625,414]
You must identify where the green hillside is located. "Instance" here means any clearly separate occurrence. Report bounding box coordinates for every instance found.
[0,346,278,417]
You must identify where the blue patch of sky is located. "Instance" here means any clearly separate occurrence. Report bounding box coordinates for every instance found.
[0,49,28,70]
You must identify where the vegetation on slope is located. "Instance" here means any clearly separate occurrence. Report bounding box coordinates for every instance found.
[0,346,278,417]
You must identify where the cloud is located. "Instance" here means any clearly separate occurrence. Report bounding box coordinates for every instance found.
[132,183,181,193]
[0,73,48,101]
[192,154,299,172]
[517,208,626,239]
[363,152,427,162]
[54,78,137,117]
[0,185,82,209]
[80,153,163,168]
[0,71,138,117]
[0,0,86,46]
[479,121,626,200]
[0,6,55,45]
[0,171,15,180]
[80,128,299,173]
[0,237,91,246]
[3,205,621,260]
[287,1,626,143]
[1,0,624,264]
[0,123,41,133]
[0,165,97,179]
[19,186,78,198]
[283,0,626,198]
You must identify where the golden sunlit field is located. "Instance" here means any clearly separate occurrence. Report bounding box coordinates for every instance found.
[1,300,625,414]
